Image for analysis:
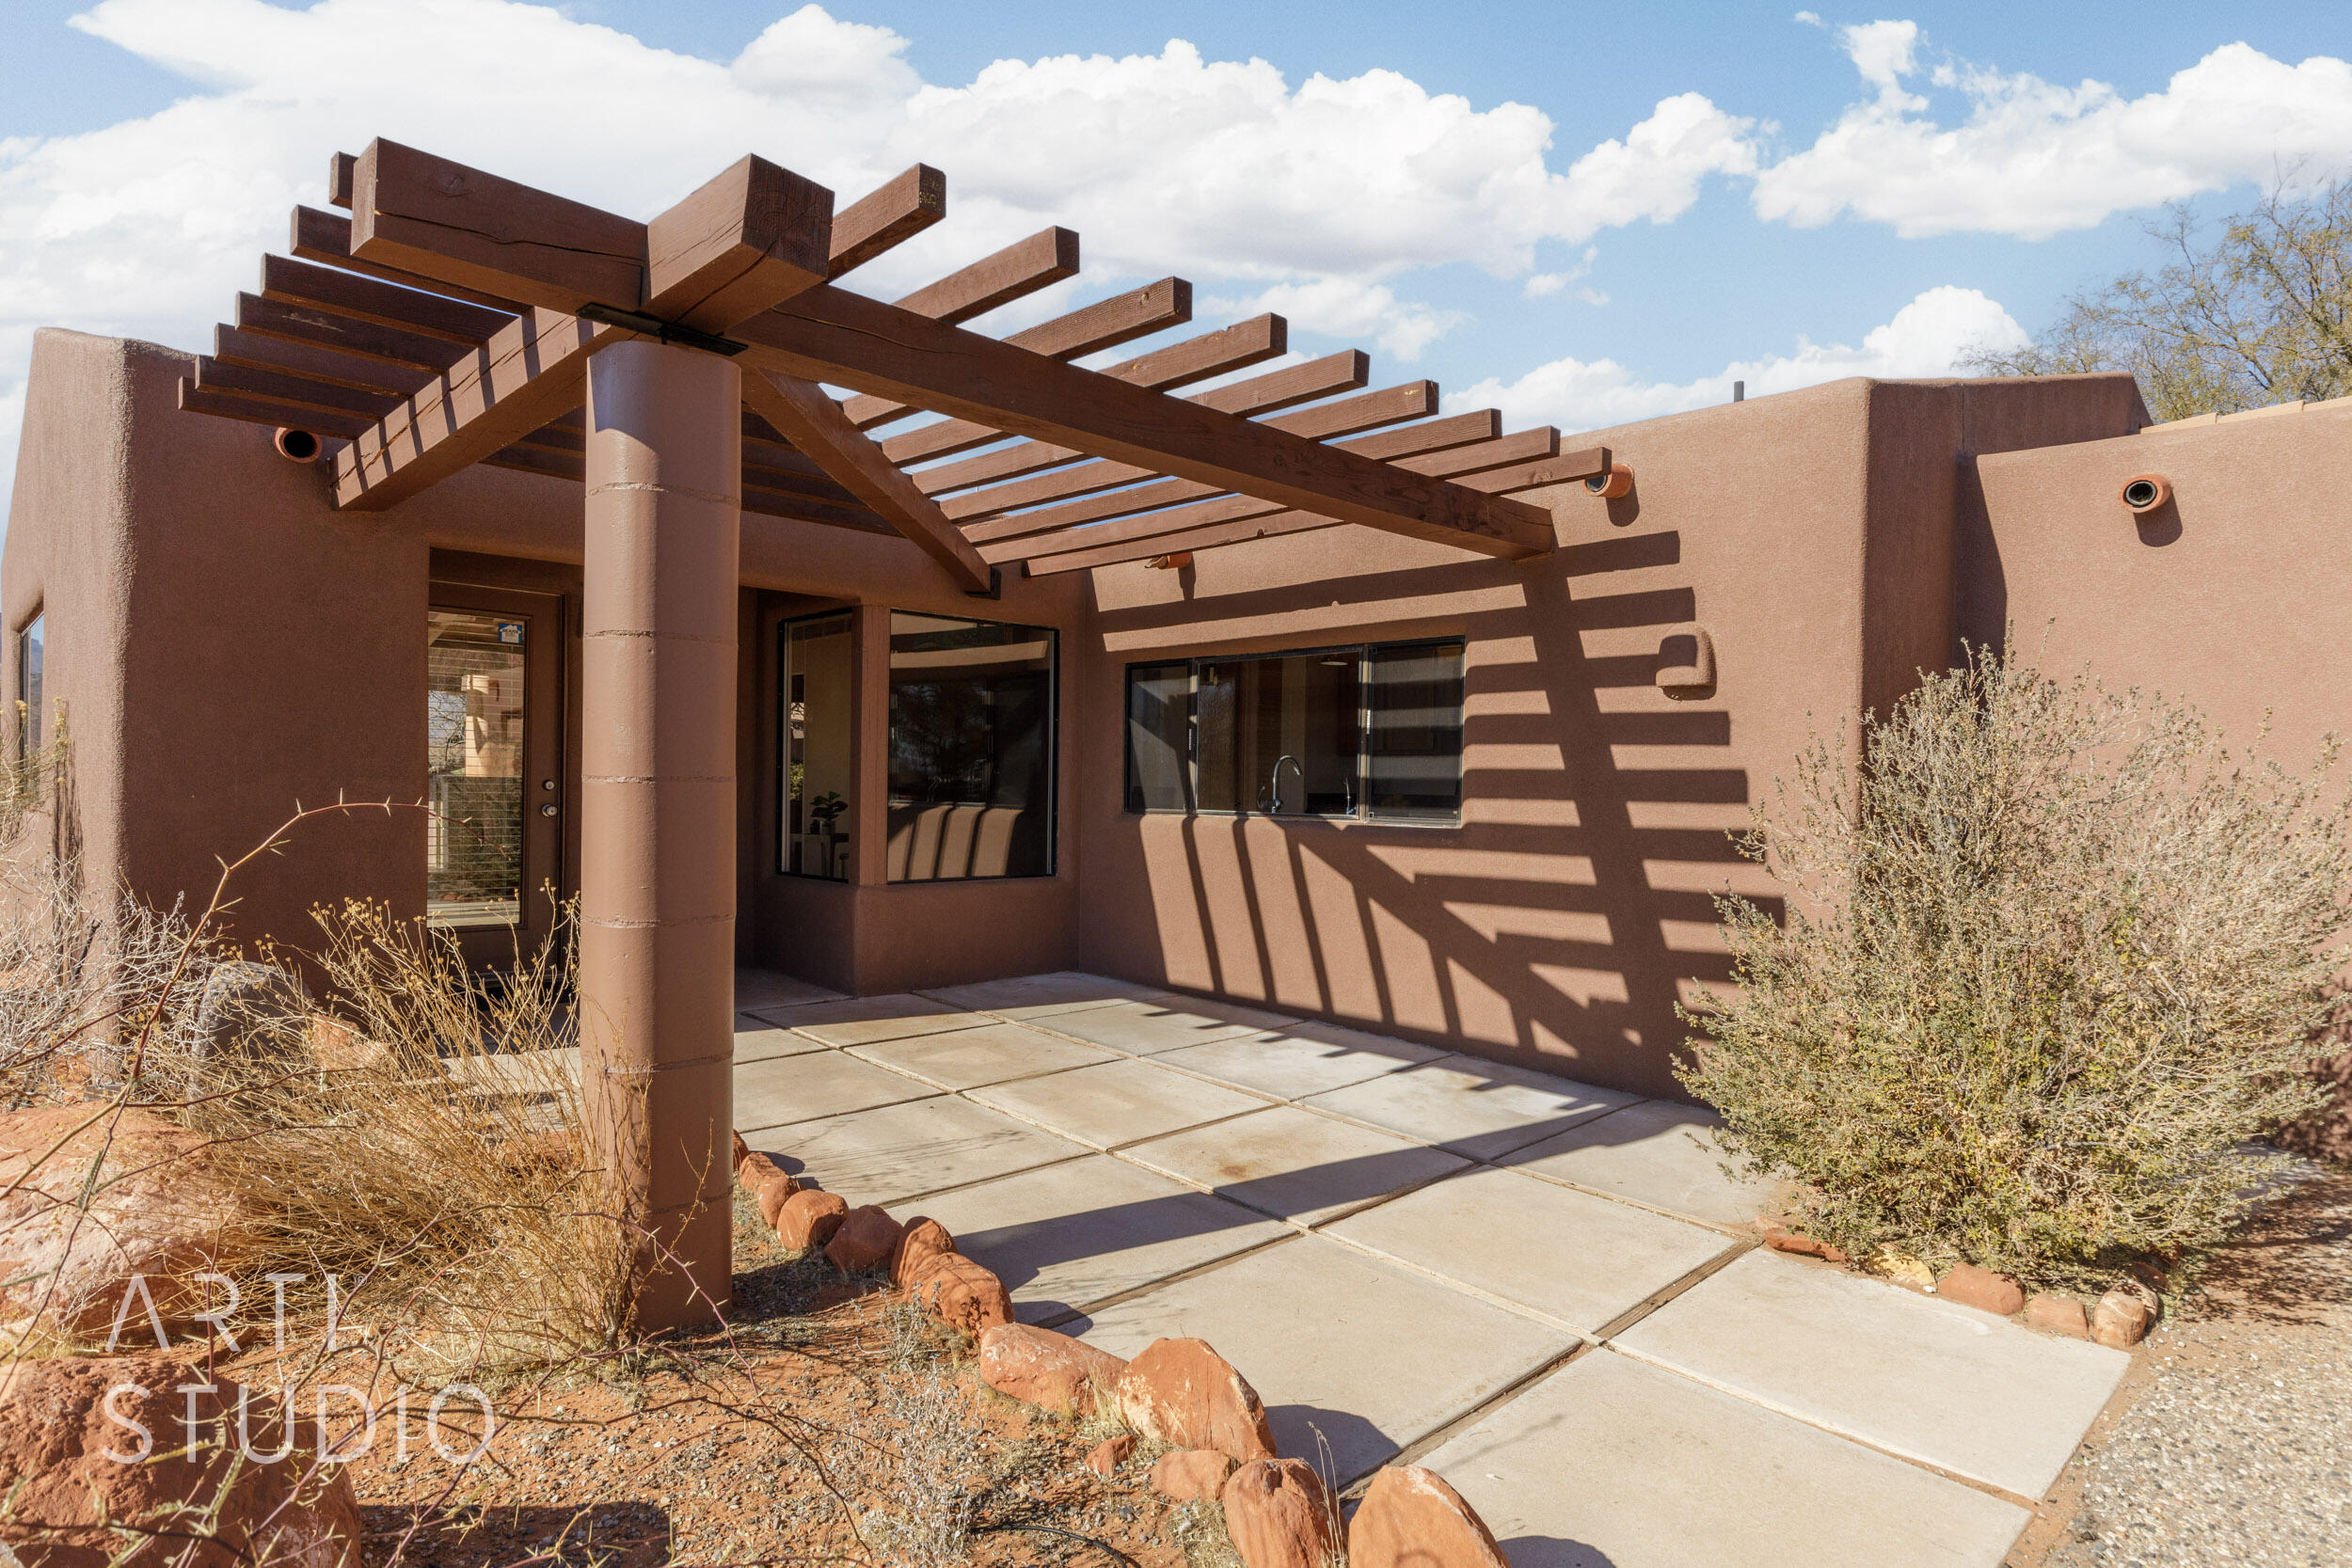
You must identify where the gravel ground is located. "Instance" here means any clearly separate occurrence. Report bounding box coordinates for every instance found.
[2033,1166,2352,1567]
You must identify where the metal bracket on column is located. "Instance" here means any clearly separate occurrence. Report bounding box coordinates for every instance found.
[576,303,749,357]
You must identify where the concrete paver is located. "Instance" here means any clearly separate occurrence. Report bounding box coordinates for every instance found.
[1420,1350,2030,1568]
[764,1094,1086,1208]
[847,1022,1120,1090]
[733,1017,825,1065]
[748,992,993,1045]
[1300,1055,1638,1160]
[1121,1104,1470,1227]
[1323,1164,1738,1334]
[734,1051,939,1131]
[1035,998,1269,1055]
[1503,1098,1787,1227]
[1155,1027,1443,1101]
[918,972,1169,1020]
[1076,1234,1573,1486]
[734,969,844,1010]
[1613,1248,2130,1498]
[910,1153,1287,1324]
[969,1056,1268,1150]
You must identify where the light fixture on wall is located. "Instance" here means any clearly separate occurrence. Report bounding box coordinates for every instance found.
[1584,464,1634,500]
[1656,623,1716,699]
[2120,474,2171,514]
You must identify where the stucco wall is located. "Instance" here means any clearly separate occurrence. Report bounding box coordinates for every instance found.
[1068,373,2147,1099]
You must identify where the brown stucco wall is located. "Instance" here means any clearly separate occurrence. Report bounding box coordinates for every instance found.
[1068,373,2147,1099]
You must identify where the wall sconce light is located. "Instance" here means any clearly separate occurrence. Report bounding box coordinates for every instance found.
[1146,551,1193,569]
[2120,474,2171,514]
[274,427,322,464]
[1657,623,1716,698]
[1584,464,1634,500]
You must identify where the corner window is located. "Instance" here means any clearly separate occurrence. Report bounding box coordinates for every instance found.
[16,613,42,762]
[1123,640,1465,824]
[886,612,1057,881]
[779,612,854,879]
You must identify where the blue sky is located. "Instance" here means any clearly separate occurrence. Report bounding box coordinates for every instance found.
[4,1,2349,531]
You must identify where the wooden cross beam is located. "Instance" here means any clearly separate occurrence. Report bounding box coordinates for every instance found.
[311,136,1554,565]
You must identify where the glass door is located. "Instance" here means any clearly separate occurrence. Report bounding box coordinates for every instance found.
[426,590,564,964]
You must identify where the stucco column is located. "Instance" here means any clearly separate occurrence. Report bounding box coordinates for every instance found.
[580,339,740,1331]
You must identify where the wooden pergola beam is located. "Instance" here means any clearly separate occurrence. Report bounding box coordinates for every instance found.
[235,293,470,371]
[644,154,834,330]
[842,277,1190,429]
[212,325,435,399]
[826,165,946,277]
[260,253,511,342]
[732,287,1553,557]
[894,227,1078,325]
[739,371,993,592]
[290,205,531,312]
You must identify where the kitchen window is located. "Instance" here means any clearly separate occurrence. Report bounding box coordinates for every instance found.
[1124,640,1464,823]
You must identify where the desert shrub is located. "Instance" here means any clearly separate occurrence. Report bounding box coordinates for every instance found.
[1681,645,2350,1285]
[180,896,638,1374]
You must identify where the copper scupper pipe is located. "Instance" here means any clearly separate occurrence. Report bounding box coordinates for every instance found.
[2121,474,2171,514]
[580,340,742,1332]
[273,427,322,464]
[1584,464,1634,501]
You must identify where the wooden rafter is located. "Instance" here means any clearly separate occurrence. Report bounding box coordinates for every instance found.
[178,135,1569,578]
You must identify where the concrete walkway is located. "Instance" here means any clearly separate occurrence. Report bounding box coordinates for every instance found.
[733,969,2128,1568]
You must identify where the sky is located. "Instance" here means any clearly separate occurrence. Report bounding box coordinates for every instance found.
[3,0,2350,534]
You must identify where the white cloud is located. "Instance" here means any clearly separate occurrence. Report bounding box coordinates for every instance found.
[1756,34,2352,238]
[1204,278,1466,362]
[1451,285,2026,433]
[0,0,1778,526]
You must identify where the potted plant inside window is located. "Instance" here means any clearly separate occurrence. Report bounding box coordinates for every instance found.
[807,790,849,878]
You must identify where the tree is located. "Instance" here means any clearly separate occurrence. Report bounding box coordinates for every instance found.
[1965,176,2352,421]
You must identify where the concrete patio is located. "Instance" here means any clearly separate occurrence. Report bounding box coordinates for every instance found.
[732,968,2130,1568]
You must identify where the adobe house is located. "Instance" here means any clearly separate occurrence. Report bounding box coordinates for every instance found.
[7,141,2348,1323]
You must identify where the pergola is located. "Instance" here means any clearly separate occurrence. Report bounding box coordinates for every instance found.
[175,139,1606,1327]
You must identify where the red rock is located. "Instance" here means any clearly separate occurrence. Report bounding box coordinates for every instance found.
[0,1105,253,1341]
[905,1252,1012,1334]
[1762,1226,1847,1263]
[2026,1293,2090,1338]
[1086,1433,1136,1475]
[0,1354,361,1568]
[1116,1338,1276,1465]
[774,1189,850,1251]
[736,1152,801,1227]
[2092,1286,2154,1349]
[824,1205,904,1273]
[1348,1465,1509,1568]
[732,1130,751,1167]
[1220,1459,1340,1568]
[889,1217,957,1286]
[1935,1262,2026,1317]
[1149,1448,1236,1502]
[977,1323,1128,1418]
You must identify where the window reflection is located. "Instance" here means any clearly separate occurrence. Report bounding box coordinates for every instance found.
[779,613,854,879]
[886,612,1057,880]
[426,610,525,927]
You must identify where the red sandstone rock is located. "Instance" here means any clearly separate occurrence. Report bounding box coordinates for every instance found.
[1936,1262,2026,1317]
[732,1130,751,1167]
[1087,1433,1136,1475]
[977,1323,1128,1418]
[824,1205,904,1273]
[889,1217,957,1286]
[1220,1459,1340,1568]
[1347,1465,1510,1568]
[2093,1285,2154,1349]
[1762,1226,1847,1263]
[906,1252,1012,1334]
[774,1189,850,1252]
[0,1354,362,1568]
[0,1105,253,1342]
[735,1152,801,1227]
[2026,1293,2090,1338]
[1116,1338,1276,1465]
[1149,1448,1236,1502]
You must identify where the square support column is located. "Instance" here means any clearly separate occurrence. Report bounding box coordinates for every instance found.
[580,339,742,1331]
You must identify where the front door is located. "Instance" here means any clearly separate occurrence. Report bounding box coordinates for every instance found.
[426,587,566,968]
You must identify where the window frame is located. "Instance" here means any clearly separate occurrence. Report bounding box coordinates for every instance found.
[1123,638,1467,826]
[883,610,1060,882]
[775,609,857,881]
[16,610,43,765]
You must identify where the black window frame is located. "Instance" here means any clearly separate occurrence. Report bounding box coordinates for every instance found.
[1122,638,1466,825]
[884,610,1060,881]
